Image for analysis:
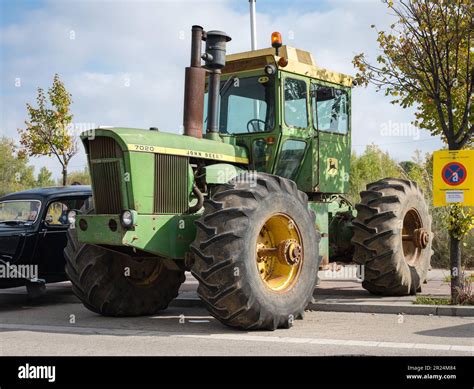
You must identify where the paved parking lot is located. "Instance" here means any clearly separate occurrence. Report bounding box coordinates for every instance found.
[0,278,472,356]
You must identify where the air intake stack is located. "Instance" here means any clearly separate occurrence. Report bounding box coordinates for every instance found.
[182,26,231,138]
[202,30,231,134]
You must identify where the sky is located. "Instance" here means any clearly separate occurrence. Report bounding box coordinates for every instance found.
[0,0,444,179]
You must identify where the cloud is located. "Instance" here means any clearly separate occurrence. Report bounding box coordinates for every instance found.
[0,0,442,179]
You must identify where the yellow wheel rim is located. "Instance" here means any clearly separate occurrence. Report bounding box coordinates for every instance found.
[256,213,303,292]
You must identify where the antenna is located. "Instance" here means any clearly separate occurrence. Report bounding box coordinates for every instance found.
[249,0,257,50]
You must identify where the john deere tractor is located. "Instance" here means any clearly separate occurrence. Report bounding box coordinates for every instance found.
[65,26,432,330]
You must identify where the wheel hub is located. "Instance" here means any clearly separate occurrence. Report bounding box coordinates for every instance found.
[121,257,163,287]
[413,228,429,249]
[256,214,303,292]
[401,208,427,266]
[279,239,302,265]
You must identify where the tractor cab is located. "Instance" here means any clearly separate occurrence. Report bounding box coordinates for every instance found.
[205,39,353,195]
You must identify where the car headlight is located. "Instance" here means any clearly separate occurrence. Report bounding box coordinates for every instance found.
[120,210,134,228]
[67,210,77,225]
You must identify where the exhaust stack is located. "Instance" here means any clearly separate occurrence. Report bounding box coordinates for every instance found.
[183,25,206,138]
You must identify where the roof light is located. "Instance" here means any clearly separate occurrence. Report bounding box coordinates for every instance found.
[271,32,282,47]
[271,32,282,55]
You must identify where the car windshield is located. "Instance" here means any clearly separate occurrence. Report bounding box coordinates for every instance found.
[0,200,41,224]
[204,75,276,134]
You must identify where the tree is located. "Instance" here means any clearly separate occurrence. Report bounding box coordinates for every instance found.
[348,144,402,203]
[0,137,36,196]
[66,167,91,185]
[353,0,473,303]
[18,74,77,186]
[36,166,55,187]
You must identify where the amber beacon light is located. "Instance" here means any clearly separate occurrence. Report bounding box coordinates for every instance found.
[271,31,282,55]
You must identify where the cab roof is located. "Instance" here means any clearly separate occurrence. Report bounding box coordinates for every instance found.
[225,45,353,88]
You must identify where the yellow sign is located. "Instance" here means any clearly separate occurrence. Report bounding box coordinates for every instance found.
[127,144,249,164]
[433,150,474,206]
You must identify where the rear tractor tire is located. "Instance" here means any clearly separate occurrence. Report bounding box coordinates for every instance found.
[190,172,321,330]
[352,178,432,296]
[64,201,185,316]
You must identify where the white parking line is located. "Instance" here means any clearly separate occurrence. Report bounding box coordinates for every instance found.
[178,333,474,353]
[0,323,471,353]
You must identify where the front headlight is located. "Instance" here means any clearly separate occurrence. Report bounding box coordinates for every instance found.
[67,210,77,225]
[120,210,134,228]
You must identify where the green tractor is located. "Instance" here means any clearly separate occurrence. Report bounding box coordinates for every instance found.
[65,26,432,330]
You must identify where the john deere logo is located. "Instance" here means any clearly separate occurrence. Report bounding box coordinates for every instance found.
[327,158,338,176]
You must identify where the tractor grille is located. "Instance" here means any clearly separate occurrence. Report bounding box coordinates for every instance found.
[89,136,122,159]
[154,154,189,214]
[89,137,123,214]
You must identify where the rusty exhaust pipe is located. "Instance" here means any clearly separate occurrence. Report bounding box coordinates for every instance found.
[183,25,206,138]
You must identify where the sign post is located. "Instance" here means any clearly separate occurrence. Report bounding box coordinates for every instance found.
[433,149,473,303]
[433,150,473,207]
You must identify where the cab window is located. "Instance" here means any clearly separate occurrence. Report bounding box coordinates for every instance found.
[252,139,273,172]
[216,75,275,134]
[275,140,306,180]
[284,78,308,128]
[311,84,348,134]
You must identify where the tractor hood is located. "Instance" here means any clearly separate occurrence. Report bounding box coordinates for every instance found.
[80,127,249,216]
[81,127,249,165]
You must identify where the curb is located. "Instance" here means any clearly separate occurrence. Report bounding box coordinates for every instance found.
[171,296,474,317]
[307,302,474,317]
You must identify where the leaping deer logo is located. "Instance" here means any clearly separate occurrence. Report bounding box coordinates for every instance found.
[327,158,338,176]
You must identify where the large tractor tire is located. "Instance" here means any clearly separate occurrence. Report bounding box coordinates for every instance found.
[352,178,432,296]
[190,172,320,330]
[64,200,185,316]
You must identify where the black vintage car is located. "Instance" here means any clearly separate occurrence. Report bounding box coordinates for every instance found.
[0,186,91,296]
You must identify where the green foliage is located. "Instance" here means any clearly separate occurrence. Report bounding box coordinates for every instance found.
[18,74,77,185]
[0,137,36,195]
[353,0,473,150]
[66,167,91,185]
[0,137,58,195]
[36,166,55,187]
[348,144,402,203]
[443,205,474,240]
[413,296,451,305]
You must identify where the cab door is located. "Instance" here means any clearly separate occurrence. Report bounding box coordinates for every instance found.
[273,74,316,192]
[310,82,351,194]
